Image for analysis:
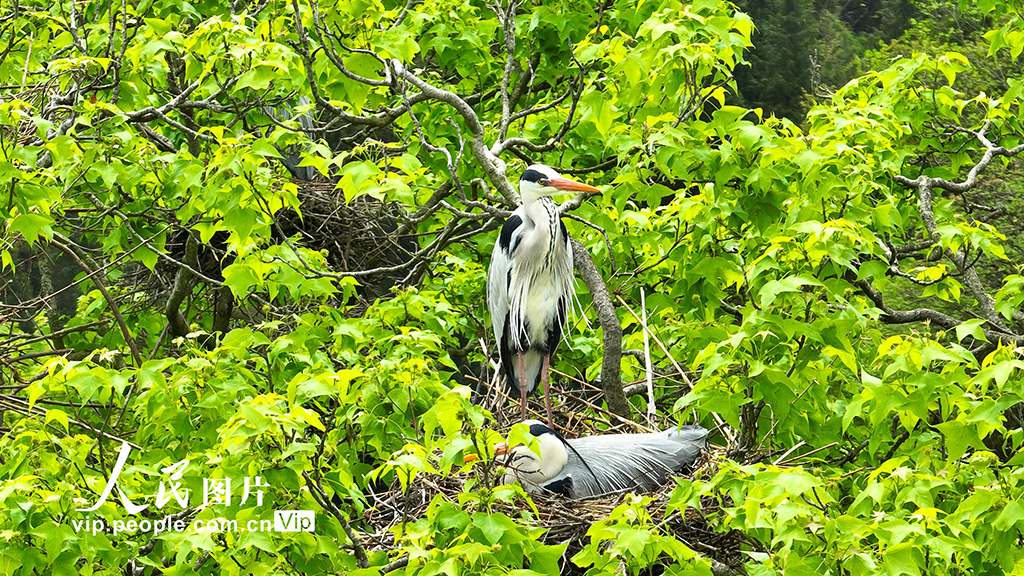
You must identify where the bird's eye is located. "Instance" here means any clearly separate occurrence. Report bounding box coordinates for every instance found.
[538,179,548,186]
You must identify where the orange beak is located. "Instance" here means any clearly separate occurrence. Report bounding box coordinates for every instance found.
[547,177,600,194]
[462,442,508,464]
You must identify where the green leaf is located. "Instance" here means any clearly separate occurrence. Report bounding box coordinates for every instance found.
[882,542,920,576]
[473,513,513,545]
[955,319,988,342]
[44,409,69,432]
[9,213,54,244]
[614,527,653,556]
[236,69,273,90]
[528,544,568,574]
[934,420,979,462]
[250,137,284,160]
[581,91,615,137]
[758,276,823,308]
[994,500,1024,531]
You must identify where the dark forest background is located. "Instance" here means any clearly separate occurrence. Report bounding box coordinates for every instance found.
[734,0,1001,122]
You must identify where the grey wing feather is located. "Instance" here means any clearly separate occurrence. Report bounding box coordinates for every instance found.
[488,207,529,347]
[559,425,708,498]
[487,234,513,347]
[263,96,317,180]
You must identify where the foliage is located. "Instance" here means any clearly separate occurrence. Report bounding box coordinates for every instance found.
[1,0,1024,574]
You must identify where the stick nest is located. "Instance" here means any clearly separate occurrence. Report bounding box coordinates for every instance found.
[279,181,413,278]
[361,447,746,575]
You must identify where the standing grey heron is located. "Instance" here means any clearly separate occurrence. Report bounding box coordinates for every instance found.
[468,420,708,498]
[263,95,318,181]
[488,165,600,426]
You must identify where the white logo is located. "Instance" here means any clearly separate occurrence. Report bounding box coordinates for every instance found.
[274,510,315,532]
[70,442,298,536]
[76,441,269,512]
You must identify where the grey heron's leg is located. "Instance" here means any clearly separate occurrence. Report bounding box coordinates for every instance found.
[542,354,553,427]
[517,352,528,421]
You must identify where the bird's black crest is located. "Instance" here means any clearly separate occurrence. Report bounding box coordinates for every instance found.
[498,214,523,251]
[520,169,546,183]
[529,422,556,438]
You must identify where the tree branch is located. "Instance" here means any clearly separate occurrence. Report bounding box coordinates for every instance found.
[890,122,1024,336]
[571,238,629,418]
[49,235,143,366]
[165,231,197,339]
[392,61,518,205]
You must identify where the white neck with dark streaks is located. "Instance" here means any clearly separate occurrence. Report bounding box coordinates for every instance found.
[521,196,560,265]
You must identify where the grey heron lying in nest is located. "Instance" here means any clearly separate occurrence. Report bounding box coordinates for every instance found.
[468,420,709,499]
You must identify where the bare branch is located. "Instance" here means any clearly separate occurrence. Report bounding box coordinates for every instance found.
[571,238,630,418]
[389,0,422,29]
[302,470,369,569]
[0,393,142,449]
[135,123,177,152]
[508,87,570,124]
[564,213,616,274]
[313,8,390,87]
[558,158,617,176]
[489,0,524,142]
[854,277,1023,345]
[392,60,518,204]
[673,78,731,128]
[891,123,1024,334]
[165,231,198,339]
[897,121,1024,195]
[50,235,143,366]
[491,45,587,160]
